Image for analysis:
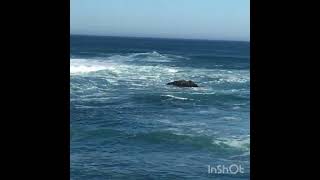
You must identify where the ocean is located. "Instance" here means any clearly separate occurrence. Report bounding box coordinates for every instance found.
[70,35,250,180]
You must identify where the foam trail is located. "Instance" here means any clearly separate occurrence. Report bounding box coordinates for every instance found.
[162,95,189,100]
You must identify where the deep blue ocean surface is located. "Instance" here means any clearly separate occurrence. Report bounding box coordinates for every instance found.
[70,35,250,180]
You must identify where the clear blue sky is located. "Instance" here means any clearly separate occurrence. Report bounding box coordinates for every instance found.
[71,0,250,41]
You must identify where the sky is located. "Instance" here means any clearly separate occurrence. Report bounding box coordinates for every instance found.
[71,0,250,41]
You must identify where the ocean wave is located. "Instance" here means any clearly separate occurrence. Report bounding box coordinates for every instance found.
[70,51,188,74]
[127,51,188,62]
[70,58,249,84]
[190,53,249,60]
[194,70,250,84]
[161,95,190,101]
[212,137,250,151]
[70,57,179,76]
[70,58,115,74]
[129,51,165,58]
[99,51,185,63]
[129,131,249,152]
[70,65,106,74]
[70,54,250,101]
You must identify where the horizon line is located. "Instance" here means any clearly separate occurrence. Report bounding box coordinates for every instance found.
[70,33,250,43]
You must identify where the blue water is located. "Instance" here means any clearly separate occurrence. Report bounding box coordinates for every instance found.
[70,35,250,180]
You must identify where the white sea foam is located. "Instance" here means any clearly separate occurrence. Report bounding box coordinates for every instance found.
[213,137,250,150]
[221,116,239,121]
[167,68,178,73]
[230,151,250,158]
[161,95,189,100]
[70,52,177,75]
[127,51,187,62]
[107,51,174,63]
[70,65,107,74]
[70,58,113,74]
[70,52,250,99]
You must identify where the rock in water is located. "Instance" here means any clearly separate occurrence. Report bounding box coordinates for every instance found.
[167,80,198,87]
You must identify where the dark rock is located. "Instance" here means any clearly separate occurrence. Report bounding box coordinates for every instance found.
[167,80,198,87]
